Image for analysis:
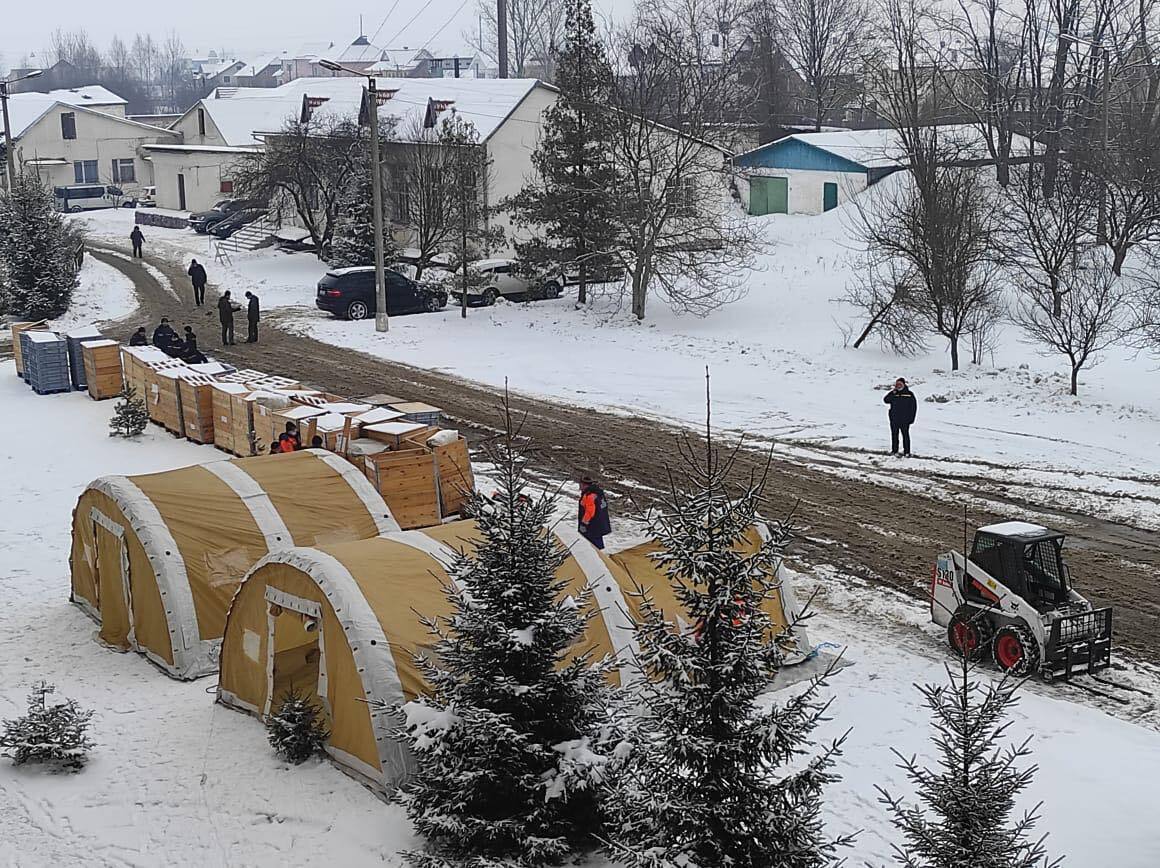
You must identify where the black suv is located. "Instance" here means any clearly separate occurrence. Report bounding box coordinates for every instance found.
[188,199,261,233]
[208,207,266,239]
[316,267,448,320]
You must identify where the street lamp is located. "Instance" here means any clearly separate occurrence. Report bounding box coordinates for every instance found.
[1,69,44,193]
[1060,32,1110,244]
[319,57,390,333]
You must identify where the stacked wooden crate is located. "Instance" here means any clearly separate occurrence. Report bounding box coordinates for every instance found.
[11,321,48,380]
[254,403,325,454]
[64,326,104,390]
[362,447,442,530]
[120,347,172,399]
[178,372,217,443]
[81,340,124,399]
[362,420,438,449]
[23,331,72,395]
[211,382,250,454]
[148,366,194,435]
[406,430,475,517]
[390,401,442,427]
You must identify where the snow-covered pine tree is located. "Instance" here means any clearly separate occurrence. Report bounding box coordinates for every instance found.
[329,158,399,269]
[876,648,1060,868]
[267,689,330,764]
[509,0,621,305]
[108,385,149,437]
[602,377,852,868]
[397,396,615,867]
[0,681,94,770]
[0,172,80,319]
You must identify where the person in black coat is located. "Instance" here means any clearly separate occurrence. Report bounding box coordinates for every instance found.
[130,226,145,258]
[153,318,180,356]
[187,259,208,307]
[180,326,208,363]
[883,377,917,457]
[218,291,241,345]
[129,327,149,346]
[244,291,260,343]
[578,475,612,549]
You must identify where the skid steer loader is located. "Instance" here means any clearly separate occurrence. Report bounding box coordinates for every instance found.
[931,521,1112,680]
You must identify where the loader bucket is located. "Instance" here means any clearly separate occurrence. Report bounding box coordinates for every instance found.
[1043,607,1113,680]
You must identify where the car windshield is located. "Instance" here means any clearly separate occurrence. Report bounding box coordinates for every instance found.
[1022,539,1066,591]
[212,200,230,211]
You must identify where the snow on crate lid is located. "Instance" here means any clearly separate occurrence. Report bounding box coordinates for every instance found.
[977,520,1052,537]
[189,361,233,376]
[64,324,102,338]
[83,339,119,348]
[363,420,427,436]
[26,331,65,343]
[319,401,371,415]
[353,407,404,424]
[280,405,327,420]
[211,382,250,395]
[389,401,441,414]
[122,346,171,362]
[313,412,351,432]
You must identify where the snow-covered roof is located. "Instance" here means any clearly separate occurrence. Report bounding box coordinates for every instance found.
[978,520,1055,538]
[237,55,282,77]
[738,125,1036,171]
[197,76,546,145]
[4,86,128,138]
[368,49,424,72]
[338,36,383,64]
[141,143,260,154]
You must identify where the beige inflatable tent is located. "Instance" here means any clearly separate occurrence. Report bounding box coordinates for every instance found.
[217,520,805,790]
[70,450,400,679]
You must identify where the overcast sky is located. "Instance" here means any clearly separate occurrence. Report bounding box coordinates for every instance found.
[2,0,626,69]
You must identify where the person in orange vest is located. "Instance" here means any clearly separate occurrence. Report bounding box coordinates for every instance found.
[578,475,611,550]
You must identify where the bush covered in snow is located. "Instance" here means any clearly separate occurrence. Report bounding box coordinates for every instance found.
[0,681,94,771]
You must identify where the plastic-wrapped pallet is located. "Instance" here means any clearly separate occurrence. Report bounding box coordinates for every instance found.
[65,325,105,390]
[24,331,72,395]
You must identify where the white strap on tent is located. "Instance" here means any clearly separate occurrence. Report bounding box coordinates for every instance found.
[203,459,292,550]
[389,530,463,592]
[259,547,411,787]
[90,475,206,678]
[553,526,642,687]
[309,449,401,535]
[754,521,811,656]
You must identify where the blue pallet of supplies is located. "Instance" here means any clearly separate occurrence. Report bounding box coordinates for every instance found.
[65,326,105,389]
[24,331,73,395]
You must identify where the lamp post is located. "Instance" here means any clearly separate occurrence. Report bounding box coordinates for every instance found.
[1,70,44,193]
[319,58,390,332]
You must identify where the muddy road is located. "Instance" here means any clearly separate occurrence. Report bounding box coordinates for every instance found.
[90,243,1160,663]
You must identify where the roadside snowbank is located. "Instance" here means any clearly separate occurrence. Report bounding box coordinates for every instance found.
[47,255,138,333]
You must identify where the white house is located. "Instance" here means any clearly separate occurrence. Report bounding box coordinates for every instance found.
[2,86,179,195]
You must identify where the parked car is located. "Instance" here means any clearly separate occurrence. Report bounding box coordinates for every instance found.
[208,207,266,239]
[188,199,260,233]
[136,186,157,208]
[450,258,564,306]
[316,266,448,320]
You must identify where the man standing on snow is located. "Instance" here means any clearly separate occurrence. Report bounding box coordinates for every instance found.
[883,377,917,457]
[218,291,240,346]
[245,291,260,343]
[187,259,208,307]
[129,225,145,258]
[578,475,612,550]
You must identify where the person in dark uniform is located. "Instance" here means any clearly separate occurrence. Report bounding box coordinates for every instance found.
[244,291,260,343]
[129,327,149,346]
[883,377,918,457]
[153,317,179,356]
[180,326,207,363]
[187,259,208,307]
[130,226,145,258]
[218,291,240,345]
[578,475,612,549]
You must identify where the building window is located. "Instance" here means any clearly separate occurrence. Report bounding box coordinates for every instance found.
[73,160,98,183]
[61,112,77,140]
[222,76,231,84]
[220,180,234,194]
[111,158,135,183]
[198,108,206,136]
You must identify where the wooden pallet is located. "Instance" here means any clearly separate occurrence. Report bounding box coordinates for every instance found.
[11,321,48,378]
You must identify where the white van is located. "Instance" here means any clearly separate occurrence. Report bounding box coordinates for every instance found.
[53,185,125,213]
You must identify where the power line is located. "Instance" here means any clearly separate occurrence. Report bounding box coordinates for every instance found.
[384,0,440,50]
[416,0,473,55]
[369,0,405,47]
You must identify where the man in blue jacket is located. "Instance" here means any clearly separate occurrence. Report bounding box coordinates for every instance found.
[883,377,917,457]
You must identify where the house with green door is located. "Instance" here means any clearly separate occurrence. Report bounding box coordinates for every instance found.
[733,128,906,217]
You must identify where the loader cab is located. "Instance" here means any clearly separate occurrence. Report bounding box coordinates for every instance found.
[970,522,1070,612]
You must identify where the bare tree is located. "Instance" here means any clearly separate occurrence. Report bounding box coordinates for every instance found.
[469,0,566,79]
[1013,251,1129,394]
[1001,163,1098,315]
[842,252,929,354]
[607,21,758,320]
[231,114,366,258]
[776,0,869,131]
[49,29,103,76]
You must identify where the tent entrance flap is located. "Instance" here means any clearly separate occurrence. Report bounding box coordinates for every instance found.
[92,511,133,650]
[264,588,328,723]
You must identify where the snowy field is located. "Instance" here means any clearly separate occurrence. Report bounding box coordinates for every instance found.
[44,255,138,334]
[75,205,1160,530]
[2,365,1159,866]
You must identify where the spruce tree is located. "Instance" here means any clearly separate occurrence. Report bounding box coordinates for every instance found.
[329,159,399,269]
[109,385,149,437]
[267,689,330,764]
[398,397,615,867]
[509,0,621,304]
[877,650,1060,868]
[0,681,94,771]
[602,382,852,867]
[0,172,80,319]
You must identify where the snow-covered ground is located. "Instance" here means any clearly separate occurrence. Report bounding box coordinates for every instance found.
[46,255,139,334]
[74,203,1160,530]
[2,367,1159,867]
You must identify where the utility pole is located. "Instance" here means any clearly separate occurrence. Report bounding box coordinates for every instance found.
[1098,47,1109,245]
[1,70,44,193]
[367,78,389,332]
[497,0,509,78]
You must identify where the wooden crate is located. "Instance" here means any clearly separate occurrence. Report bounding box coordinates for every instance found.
[179,373,217,443]
[364,448,442,530]
[247,375,302,392]
[11,321,48,378]
[120,346,171,399]
[405,432,475,517]
[291,391,348,408]
[211,383,249,454]
[389,401,442,427]
[363,420,438,449]
[216,368,267,385]
[255,404,325,454]
[147,367,192,435]
[82,340,123,400]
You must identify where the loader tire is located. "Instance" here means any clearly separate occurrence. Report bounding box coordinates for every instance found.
[947,607,992,662]
[993,624,1040,676]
